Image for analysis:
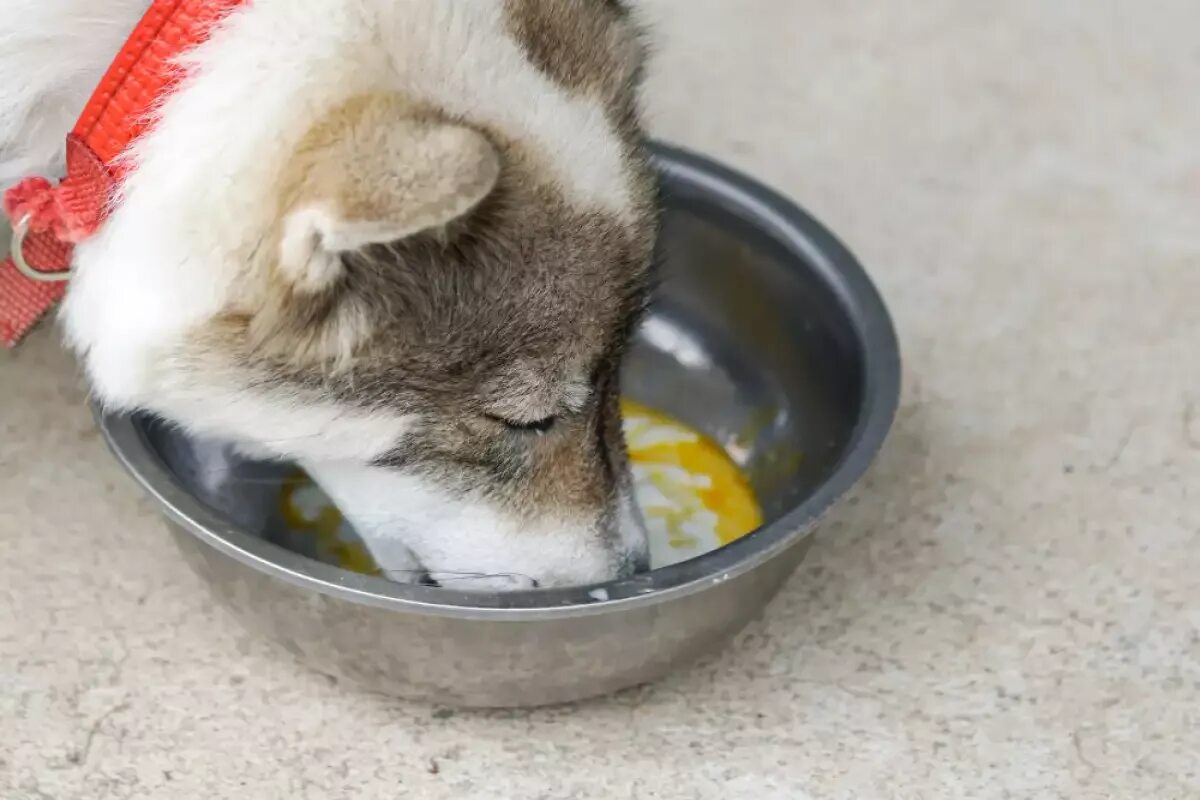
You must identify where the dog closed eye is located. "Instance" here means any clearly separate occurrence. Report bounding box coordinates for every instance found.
[487,414,558,434]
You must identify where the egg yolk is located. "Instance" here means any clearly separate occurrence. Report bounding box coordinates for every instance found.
[621,400,763,568]
[278,476,382,576]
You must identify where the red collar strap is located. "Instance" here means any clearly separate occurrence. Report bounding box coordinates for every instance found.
[1,0,248,347]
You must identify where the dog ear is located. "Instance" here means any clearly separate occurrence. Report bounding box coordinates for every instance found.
[278,96,500,293]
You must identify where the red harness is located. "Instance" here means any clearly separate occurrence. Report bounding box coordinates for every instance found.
[0,0,249,347]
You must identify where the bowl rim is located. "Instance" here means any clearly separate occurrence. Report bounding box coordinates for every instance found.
[97,142,901,621]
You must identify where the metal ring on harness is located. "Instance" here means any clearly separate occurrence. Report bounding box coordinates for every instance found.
[10,214,72,283]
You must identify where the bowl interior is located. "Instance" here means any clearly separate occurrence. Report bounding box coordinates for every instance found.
[122,146,893,610]
[627,196,863,520]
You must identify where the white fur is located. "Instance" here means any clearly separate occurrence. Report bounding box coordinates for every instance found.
[278,208,347,294]
[157,386,417,465]
[2,0,645,589]
[0,0,152,185]
[306,461,630,590]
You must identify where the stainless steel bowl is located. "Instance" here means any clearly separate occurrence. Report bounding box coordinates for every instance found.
[98,144,900,707]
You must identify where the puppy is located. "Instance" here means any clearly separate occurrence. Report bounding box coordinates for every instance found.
[0,0,657,589]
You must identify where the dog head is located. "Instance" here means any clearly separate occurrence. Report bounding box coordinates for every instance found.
[42,0,657,588]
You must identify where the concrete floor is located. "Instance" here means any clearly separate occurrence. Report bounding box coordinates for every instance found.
[3,1,1199,797]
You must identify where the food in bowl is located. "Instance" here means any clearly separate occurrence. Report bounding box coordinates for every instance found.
[275,399,763,581]
[621,400,762,568]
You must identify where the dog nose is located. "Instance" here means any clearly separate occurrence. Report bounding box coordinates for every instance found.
[616,547,649,578]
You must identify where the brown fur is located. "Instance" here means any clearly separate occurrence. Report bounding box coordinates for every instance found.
[504,0,646,137]
[180,0,657,529]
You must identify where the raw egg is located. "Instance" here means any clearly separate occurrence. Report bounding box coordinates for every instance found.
[621,399,762,568]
